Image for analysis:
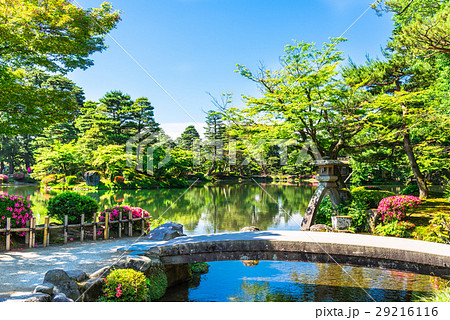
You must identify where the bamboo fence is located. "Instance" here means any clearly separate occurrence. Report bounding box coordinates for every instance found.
[1,213,151,251]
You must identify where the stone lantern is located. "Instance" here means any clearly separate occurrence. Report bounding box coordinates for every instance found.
[300,159,348,230]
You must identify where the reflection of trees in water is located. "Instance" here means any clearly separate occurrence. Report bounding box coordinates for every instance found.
[3,183,315,231]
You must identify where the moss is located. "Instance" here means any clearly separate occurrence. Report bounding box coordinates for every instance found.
[146,266,168,301]
[190,262,210,274]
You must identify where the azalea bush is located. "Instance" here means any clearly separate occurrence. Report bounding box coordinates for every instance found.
[377,195,421,223]
[0,193,34,235]
[113,176,125,184]
[99,205,151,222]
[102,269,148,302]
[13,172,25,181]
[0,174,8,183]
[41,174,58,186]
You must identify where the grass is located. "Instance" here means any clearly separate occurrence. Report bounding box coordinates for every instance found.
[415,287,450,302]
[408,198,450,227]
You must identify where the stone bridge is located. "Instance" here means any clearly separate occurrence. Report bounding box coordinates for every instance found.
[121,231,450,279]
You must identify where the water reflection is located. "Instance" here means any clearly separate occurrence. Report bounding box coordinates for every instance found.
[1,183,313,232]
[162,261,445,302]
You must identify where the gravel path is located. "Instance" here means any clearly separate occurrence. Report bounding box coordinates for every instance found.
[0,237,142,301]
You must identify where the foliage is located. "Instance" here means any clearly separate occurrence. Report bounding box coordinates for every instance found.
[0,193,33,234]
[400,184,420,196]
[190,262,210,274]
[377,195,422,223]
[65,176,77,186]
[145,267,168,301]
[315,196,335,226]
[375,220,416,238]
[103,269,148,302]
[351,187,396,209]
[47,191,99,224]
[98,205,151,233]
[0,174,8,183]
[13,172,25,181]
[415,287,450,302]
[412,212,450,244]
[0,1,120,135]
[177,125,200,151]
[41,174,58,186]
[347,202,370,232]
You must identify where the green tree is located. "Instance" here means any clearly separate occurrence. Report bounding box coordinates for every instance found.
[177,125,200,151]
[0,1,120,135]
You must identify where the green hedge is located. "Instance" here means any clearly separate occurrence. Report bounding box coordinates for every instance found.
[103,269,148,302]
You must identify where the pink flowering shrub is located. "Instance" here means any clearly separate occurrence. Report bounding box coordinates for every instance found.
[13,172,25,181]
[0,174,9,183]
[0,193,34,236]
[377,195,421,223]
[98,206,151,235]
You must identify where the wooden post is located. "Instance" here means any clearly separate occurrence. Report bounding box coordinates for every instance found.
[64,215,68,244]
[80,214,85,242]
[93,213,97,241]
[25,220,30,245]
[141,216,145,236]
[6,218,10,251]
[128,211,133,237]
[43,217,49,247]
[104,212,109,240]
[118,212,122,238]
[30,218,36,248]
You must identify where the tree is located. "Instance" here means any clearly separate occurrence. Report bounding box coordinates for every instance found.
[125,97,160,135]
[99,90,133,144]
[204,110,226,175]
[177,125,200,151]
[0,0,120,135]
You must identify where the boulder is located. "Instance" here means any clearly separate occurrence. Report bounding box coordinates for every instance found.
[240,226,260,232]
[309,224,333,232]
[52,293,74,302]
[80,278,104,302]
[90,255,164,279]
[241,260,260,267]
[43,269,81,301]
[24,293,52,302]
[33,283,54,295]
[147,222,186,241]
[66,270,88,282]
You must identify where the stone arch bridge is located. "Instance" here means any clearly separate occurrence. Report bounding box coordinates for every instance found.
[120,231,450,279]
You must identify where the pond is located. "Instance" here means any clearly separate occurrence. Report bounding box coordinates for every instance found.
[0,182,445,302]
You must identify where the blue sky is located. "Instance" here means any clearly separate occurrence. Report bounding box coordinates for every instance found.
[69,0,393,137]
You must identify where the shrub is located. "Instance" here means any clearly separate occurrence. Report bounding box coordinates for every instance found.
[146,267,168,301]
[400,184,420,196]
[190,262,210,274]
[65,176,77,186]
[347,201,370,232]
[113,176,125,184]
[375,220,416,238]
[0,193,34,235]
[47,191,99,224]
[416,287,450,302]
[41,174,58,186]
[412,212,450,244]
[377,195,421,223]
[351,186,395,209]
[103,269,148,302]
[315,196,334,226]
[98,205,151,235]
[0,174,9,183]
[13,172,25,181]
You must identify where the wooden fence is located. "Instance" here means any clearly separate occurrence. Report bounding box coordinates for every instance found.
[0,213,151,251]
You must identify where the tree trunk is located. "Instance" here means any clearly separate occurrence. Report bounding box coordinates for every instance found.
[403,130,428,199]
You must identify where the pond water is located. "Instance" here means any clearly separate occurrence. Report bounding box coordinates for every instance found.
[1,182,445,301]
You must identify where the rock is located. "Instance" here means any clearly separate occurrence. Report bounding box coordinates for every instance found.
[80,278,104,302]
[147,222,186,241]
[24,293,52,302]
[90,255,164,280]
[84,171,100,187]
[33,283,54,295]
[240,226,260,232]
[309,224,333,232]
[66,270,88,282]
[43,269,81,301]
[331,216,353,231]
[52,293,74,302]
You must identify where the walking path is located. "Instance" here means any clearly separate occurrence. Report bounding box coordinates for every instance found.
[0,237,140,301]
